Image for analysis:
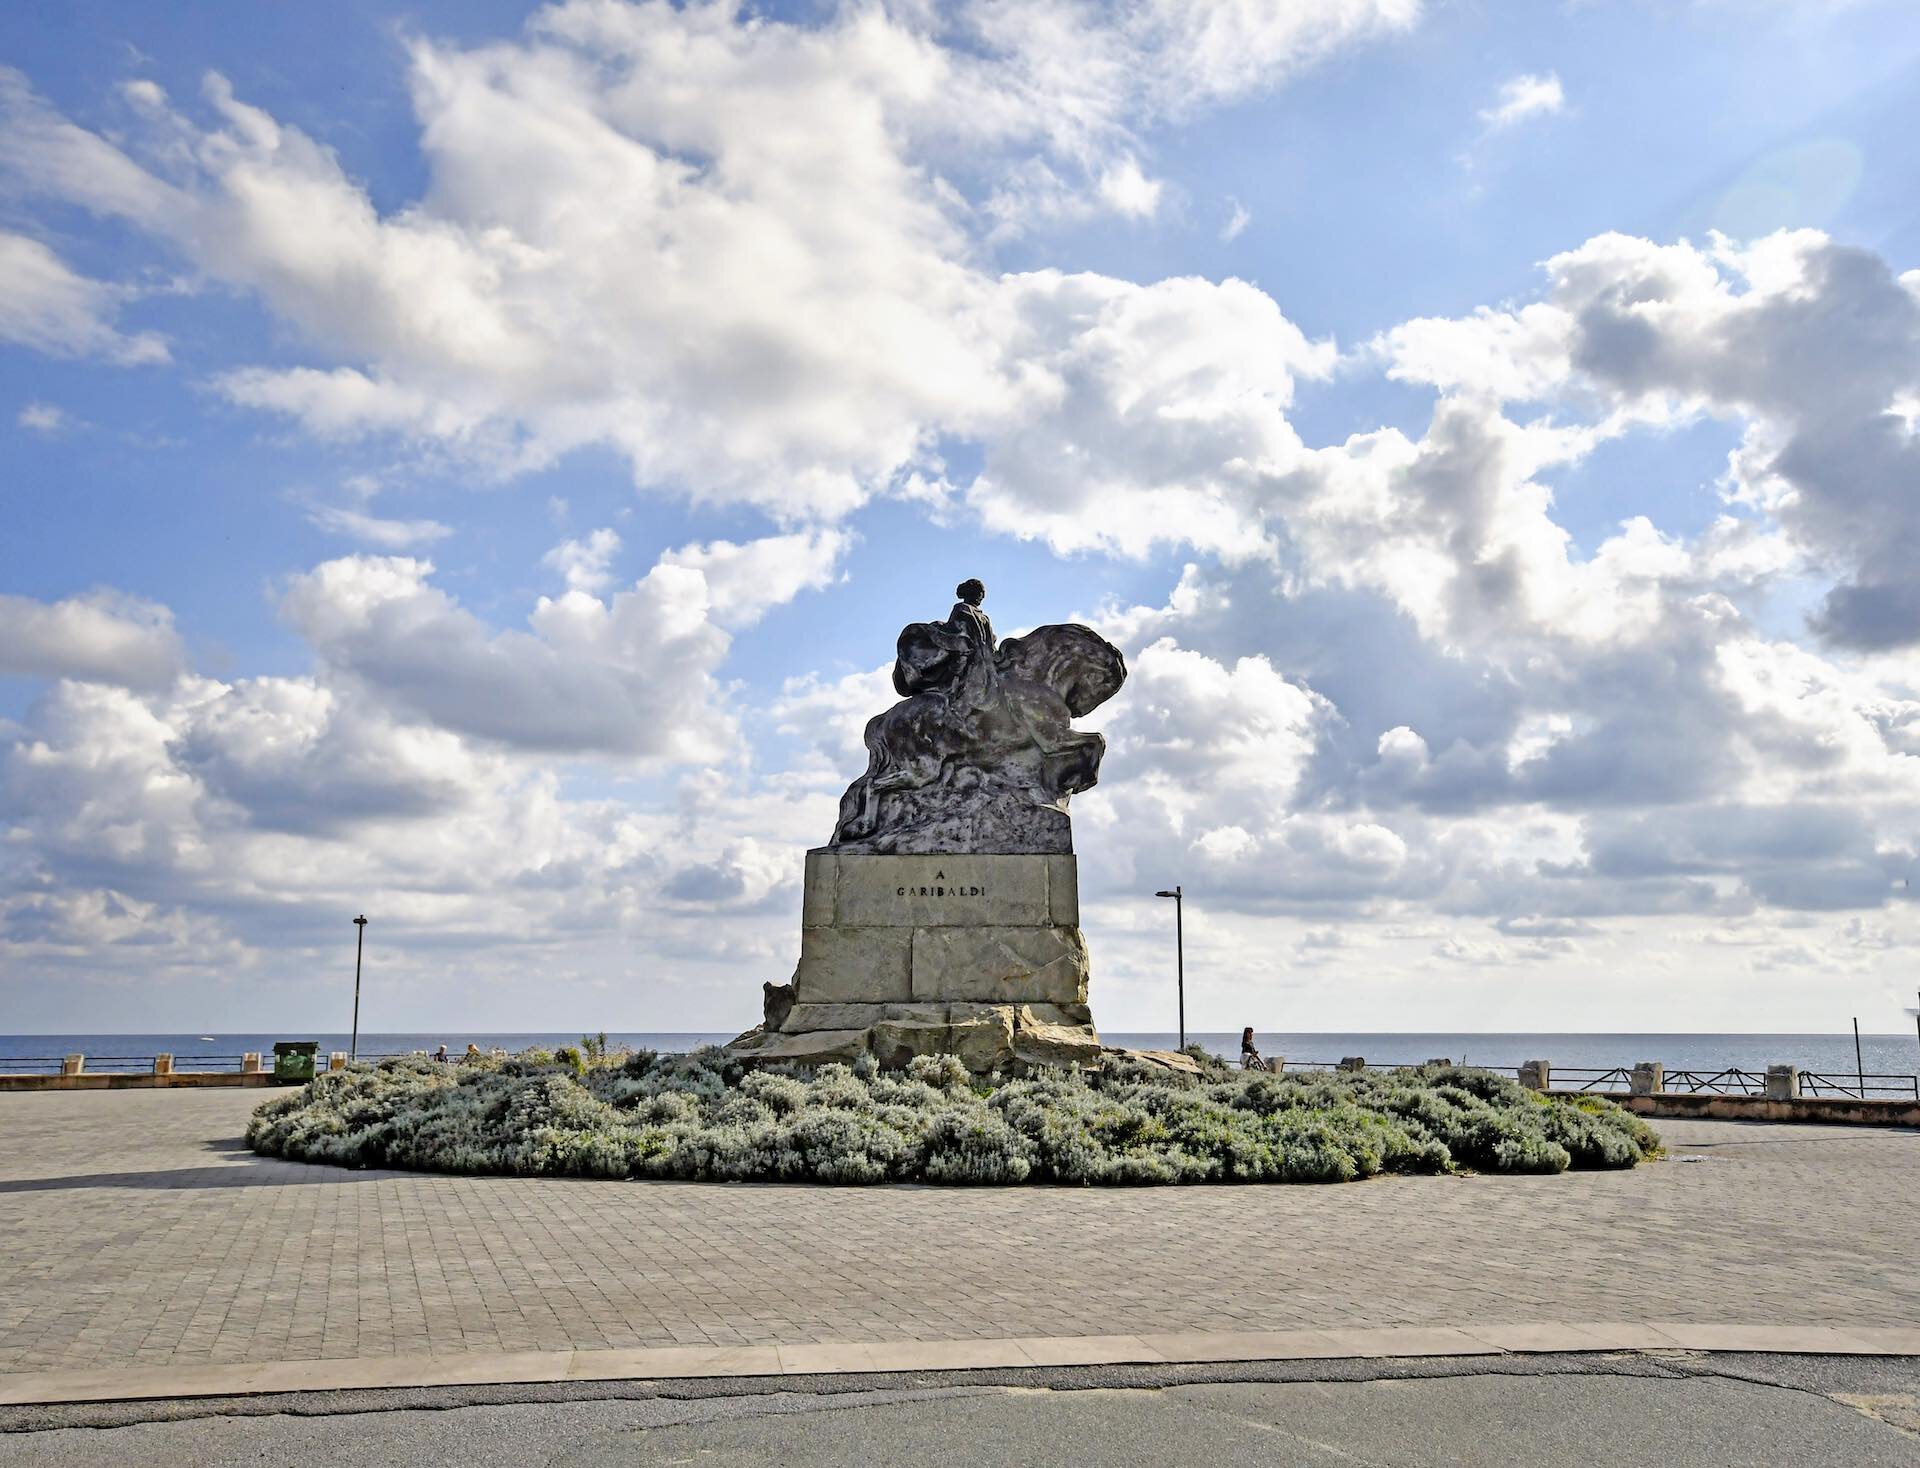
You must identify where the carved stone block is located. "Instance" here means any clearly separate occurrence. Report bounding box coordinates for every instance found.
[1045,854,1079,926]
[910,925,1088,1005]
[794,926,912,1002]
[1012,1020,1103,1070]
[780,1001,896,1033]
[742,1028,871,1064]
[870,1006,1015,1073]
[801,854,836,928]
[1015,1002,1094,1028]
[825,851,1051,928]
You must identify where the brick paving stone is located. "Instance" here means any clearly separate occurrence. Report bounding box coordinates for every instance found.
[0,1089,1915,1375]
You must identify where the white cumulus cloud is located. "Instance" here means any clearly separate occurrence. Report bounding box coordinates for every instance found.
[0,5,1408,536]
[542,529,624,595]
[279,554,738,761]
[304,503,454,549]
[16,401,68,432]
[1220,196,1251,242]
[0,591,186,689]
[1480,71,1564,130]
[0,231,168,365]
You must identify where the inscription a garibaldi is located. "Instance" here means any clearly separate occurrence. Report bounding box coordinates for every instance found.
[831,578,1127,856]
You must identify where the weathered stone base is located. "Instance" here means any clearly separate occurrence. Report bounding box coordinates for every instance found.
[730,1000,1104,1074]
[802,851,1084,997]
[726,1017,1203,1079]
[730,849,1115,1073]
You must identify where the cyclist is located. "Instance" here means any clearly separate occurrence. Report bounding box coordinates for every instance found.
[1240,1027,1271,1072]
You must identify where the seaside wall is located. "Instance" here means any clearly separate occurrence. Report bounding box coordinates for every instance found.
[0,1072,281,1092]
[1592,1091,1920,1127]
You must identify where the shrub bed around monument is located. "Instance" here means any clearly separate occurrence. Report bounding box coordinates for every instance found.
[247,1048,1659,1185]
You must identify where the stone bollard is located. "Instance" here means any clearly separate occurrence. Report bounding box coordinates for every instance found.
[1630,1060,1663,1096]
[62,1054,84,1076]
[1519,1059,1551,1091]
[328,1051,348,1071]
[1337,1056,1366,1072]
[242,1052,264,1074]
[153,1054,174,1076]
[1765,1064,1799,1100]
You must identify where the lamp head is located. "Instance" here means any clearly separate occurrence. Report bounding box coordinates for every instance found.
[354,915,368,926]
[1155,889,1178,899]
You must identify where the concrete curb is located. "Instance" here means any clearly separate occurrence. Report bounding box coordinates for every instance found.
[3,1323,1915,1407]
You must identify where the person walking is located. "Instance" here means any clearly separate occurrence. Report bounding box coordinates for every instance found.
[1241,1027,1271,1072]
[433,1043,449,1063]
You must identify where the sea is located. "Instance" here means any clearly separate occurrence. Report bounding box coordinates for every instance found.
[4,1031,1917,1080]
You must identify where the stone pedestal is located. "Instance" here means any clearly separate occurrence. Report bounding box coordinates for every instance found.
[734,850,1104,1073]
[1518,1059,1550,1091]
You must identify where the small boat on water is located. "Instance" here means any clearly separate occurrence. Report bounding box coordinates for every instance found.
[198,1036,217,1042]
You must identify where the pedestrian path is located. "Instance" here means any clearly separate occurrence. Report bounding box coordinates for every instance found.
[2,1091,1914,1403]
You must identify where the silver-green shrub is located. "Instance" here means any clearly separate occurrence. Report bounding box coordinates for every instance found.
[246,1048,1659,1186]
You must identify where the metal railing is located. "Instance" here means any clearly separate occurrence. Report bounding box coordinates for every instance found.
[2,1045,707,1077]
[1270,1059,1522,1078]
[10,1050,1918,1099]
[1660,1068,1767,1096]
[1276,1061,1920,1101]
[0,1049,471,1076]
[0,1056,70,1075]
[1798,1071,1920,1101]
[1548,1067,1634,1093]
[0,1053,261,1075]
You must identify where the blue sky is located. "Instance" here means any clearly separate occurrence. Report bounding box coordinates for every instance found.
[4,0,1920,1036]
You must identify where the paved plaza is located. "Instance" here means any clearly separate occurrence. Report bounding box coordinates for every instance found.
[2,1090,1916,1385]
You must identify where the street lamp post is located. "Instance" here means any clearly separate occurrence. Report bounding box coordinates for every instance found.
[350,915,368,1062]
[1155,886,1184,1051]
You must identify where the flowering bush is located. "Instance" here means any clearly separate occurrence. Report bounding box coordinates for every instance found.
[247,1050,1659,1186]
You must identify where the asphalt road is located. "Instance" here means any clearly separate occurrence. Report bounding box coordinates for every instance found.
[3,1353,1915,1466]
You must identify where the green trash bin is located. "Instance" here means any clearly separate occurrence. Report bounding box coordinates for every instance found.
[273,1041,318,1084]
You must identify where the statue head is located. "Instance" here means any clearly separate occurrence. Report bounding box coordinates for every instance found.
[955,578,986,606]
[996,623,1128,717]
